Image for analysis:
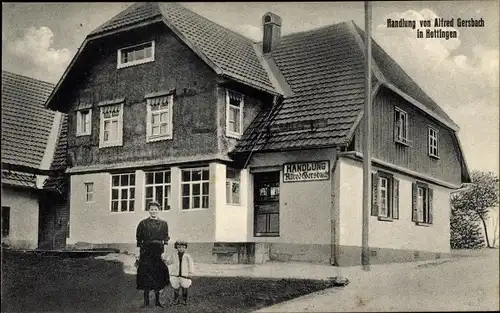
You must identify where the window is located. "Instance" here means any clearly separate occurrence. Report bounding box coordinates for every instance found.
[111,173,135,212]
[394,108,409,145]
[226,90,244,138]
[117,41,155,69]
[371,172,399,220]
[1,206,10,237]
[76,109,92,136]
[412,182,433,224]
[181,168,210,210]
[145,170,171,211]
[146,95,173,142]
[226,168,241,205]
[428,127,439,158]
[99,103,123,148]
[85,182,94,203]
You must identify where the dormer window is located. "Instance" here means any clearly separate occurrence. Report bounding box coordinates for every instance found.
[226,90,244,138]
[117,41,155,69]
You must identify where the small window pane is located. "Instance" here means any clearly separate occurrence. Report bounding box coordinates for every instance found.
[145,46,152,58]
[202,182,209,195]
[192,170,201,181]
[182,184,190,196]
[121,175,129,186]
[202,170,209,180]
[182,197,190,210]
[155,186,163,205]
[193,184,200,196]
[165,171,171,183]
[129,200,135,212]
[155,172,163,184]
[160,112,168,122]
[152,126,159,136]
[146,187,153,198]
[112,175,119,186]
[130,174,135,186]
[152,114,160,125]
[130,188,135,199]
[121,201,128,212]
[121,189,128,200]
[146,173,153,185]
[160,124,168,134]
[112,189,119,200]
[193,196,200,208]
[202,196,209,208]
[111,201,119,212]
[182,170,191,182]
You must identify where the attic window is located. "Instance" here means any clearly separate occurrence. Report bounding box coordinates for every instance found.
[117,41,155,69]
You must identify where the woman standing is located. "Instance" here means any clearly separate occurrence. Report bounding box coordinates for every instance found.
[135,201,170,308]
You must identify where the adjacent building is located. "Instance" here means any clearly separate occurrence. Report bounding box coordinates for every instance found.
[1,71,67,249]
[44,3,470,265]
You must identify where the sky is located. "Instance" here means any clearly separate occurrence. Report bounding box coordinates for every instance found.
[2,1,499,176]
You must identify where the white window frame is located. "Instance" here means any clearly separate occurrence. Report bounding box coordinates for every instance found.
[144,170,171,211]
[146,95,173,142]
[226,168,241,205]
[99,103,123,148]
[110,173,136,213]
[117,41,155,69]
[181,167,210,211]
[225,89,244,138]
[76,109,92,136]
[428,127,439,158]
[417,186,429,223]
[379,177,389,218]
[394,107,410,145]
[85,182,94,203]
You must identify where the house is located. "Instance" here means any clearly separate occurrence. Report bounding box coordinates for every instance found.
[1,71,68,250]
[44,2,470,265]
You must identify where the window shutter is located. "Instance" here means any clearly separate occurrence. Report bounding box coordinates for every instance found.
[371,173,379,216]
[411,183,418,222]
[428,188,434,224]
[394,110,399,141]
[392,178,399,219]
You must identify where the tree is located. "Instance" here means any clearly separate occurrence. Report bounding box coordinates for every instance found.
[450,202,484,249]
[451,171,499,248]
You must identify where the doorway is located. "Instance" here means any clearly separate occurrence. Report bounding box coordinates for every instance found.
[253,171,280,237]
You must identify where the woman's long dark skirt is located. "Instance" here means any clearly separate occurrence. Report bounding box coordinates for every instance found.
[136,243,169,290]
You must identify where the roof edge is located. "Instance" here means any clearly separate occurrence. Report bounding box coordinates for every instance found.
[347,21,460,132]
[39,112,63,170]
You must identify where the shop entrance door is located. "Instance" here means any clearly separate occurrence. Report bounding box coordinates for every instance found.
[253,171,280,237]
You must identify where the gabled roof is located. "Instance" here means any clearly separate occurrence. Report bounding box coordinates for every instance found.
[234,21,460,153]
[46,2,276,111]
[1,71,56,169]
[235,22,366,152]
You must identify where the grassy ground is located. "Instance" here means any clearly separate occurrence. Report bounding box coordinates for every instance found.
[1,251,336,313]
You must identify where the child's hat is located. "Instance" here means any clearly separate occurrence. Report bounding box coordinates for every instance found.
[174,239,188,248]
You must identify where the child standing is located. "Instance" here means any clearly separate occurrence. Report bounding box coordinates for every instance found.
[163,240,195,305]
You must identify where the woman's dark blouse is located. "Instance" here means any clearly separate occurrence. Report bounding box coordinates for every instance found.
[136,218,169,247]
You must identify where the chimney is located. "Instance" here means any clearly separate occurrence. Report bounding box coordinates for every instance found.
[262,12,282,54]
